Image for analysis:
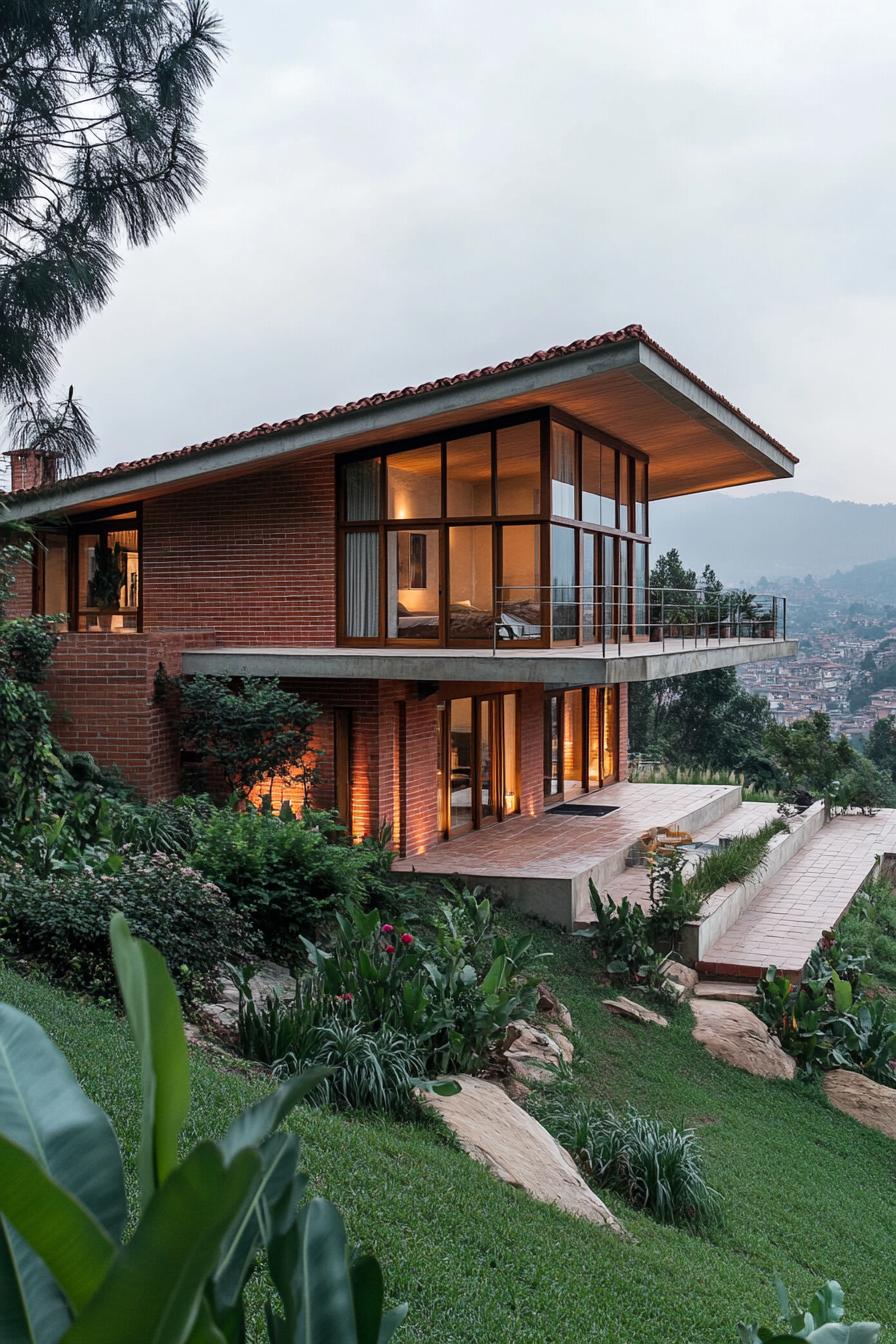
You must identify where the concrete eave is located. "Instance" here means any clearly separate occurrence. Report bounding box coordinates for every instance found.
[3,338,793,522]
[180,638,798,687]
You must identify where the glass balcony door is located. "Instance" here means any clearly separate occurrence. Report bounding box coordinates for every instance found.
[440,693,518,838]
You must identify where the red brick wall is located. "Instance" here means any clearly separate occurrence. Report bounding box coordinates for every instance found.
[518,684,545,817]
[141,454,336,645]
[42,631,216,801]
[617,683,629,781]
[4,555,33,617]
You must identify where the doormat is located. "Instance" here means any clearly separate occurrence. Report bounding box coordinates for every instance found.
[548,803,620,818]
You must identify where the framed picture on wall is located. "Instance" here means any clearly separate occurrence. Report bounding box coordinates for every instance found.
[398,532,428,589]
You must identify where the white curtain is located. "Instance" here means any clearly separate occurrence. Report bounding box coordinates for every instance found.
[344,458,380,520]
[345,531,379,637]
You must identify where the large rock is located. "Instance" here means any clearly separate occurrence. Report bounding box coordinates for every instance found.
[603,996,669,1028]
[536,982,574,1031]
[203,962,295,1030]
[690,999,796,1080]
[418,1075,624,1233]
[502,1021,572,1082]
[823,1070,896,1139]
[660,958,699,997]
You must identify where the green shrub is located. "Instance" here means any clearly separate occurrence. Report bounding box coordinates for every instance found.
[0,914,408,1343]
[837,872,896,988]
[275,1019,426,1115]
[0,613,59,681]
[236,890,546,1084]
[574,884,662,983]
[535,1093,720,1230]
[0,849,255,1002]
[755,941,896,1084]
[738,1277,880,1342]
[191,805,369,955]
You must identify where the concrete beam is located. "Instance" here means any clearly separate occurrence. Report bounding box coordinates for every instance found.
[180,638,798,686]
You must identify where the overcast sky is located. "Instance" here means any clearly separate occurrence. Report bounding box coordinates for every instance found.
[55,1,896,502]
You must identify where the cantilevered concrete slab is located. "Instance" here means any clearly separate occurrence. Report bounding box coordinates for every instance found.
[181,636,797,686]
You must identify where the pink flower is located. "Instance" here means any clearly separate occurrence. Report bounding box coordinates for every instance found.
[337,992,353,1002]
[381,923,394,934]
[385,945,396,955]
[400,932,413,945]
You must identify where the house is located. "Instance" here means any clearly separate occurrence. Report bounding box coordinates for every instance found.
[3,324,798,859]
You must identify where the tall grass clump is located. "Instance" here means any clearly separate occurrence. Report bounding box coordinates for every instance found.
[684,817,788,902]
[836,870,896,989]
[628,760,777,802]
[535,1093,720,1230]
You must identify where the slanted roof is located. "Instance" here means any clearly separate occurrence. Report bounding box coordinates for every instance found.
[2,324,797,520]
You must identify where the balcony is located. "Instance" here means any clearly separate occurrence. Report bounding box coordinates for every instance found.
[181,585,796,686]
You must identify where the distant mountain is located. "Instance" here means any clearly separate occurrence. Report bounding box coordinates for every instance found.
[649,492,896,584]
[825,555,896,604]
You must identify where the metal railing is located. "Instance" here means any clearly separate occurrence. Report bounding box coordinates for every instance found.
[490,584,786,656]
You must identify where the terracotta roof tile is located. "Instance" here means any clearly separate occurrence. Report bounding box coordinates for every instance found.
[2,324,797,501]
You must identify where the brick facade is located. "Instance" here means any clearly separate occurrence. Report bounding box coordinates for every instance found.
[42,630,216,801]
[141,455,336,644]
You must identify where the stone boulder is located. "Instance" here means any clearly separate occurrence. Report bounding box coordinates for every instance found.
[418,1075,624,1233]
[536,982,574,1031]
[203,962,295,1031]
[603,996,669,1028]
[502,1020,572,1082]
[659,957,699,997]
[823,1070,896,1139]
[690,999,796,1081]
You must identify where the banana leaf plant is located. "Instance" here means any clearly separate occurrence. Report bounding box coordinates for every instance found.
[737,1277,879,1342]
[0,913,408,1343]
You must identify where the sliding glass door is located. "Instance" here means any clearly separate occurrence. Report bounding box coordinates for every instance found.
[544,686,618,802]
[437,692,519,839]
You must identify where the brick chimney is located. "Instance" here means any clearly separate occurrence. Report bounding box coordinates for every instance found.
[6,449,60,493]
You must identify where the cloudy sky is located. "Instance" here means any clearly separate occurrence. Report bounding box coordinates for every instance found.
[56,1,896,502]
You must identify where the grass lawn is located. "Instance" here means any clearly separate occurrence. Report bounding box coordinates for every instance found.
[2,915,894,1344]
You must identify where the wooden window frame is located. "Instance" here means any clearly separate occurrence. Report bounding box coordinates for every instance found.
[436,689,520,840]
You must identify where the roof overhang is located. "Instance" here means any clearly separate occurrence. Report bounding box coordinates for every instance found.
[2,333,796,523]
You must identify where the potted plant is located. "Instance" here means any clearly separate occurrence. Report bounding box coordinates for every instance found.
[88,538,126,629]
[729,588,759,638]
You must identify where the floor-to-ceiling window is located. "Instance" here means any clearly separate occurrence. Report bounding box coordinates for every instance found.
[543,686,619,802]
[437,691,520,838]
[337,409,648,648]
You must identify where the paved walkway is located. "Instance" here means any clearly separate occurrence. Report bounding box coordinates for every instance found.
[602,800,781,913]
[699,808,896,978]
[393,781,737,879]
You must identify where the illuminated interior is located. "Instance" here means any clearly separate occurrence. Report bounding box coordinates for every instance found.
[35,512,142,633]
[339,411,648,647]
[544,685,618,802]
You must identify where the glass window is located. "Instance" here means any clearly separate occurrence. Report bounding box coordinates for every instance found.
[449,697,473,832]
[387,529,439,640]
[603,687,617,780]
[496,421,541,515]
[387,444,441,519]
[551,423,577,518]
[582,533,597,643]
[499,524,540,641]
[479,698,494,821]
[37,532,68,620]
[502,694,519,814]
[619,455,632,532]
[619,540,630,636]
[446,433,491,516]
[344,531,380,638]
[582,435,602,525]
[448,525,493,639]
[563,689,584,797]
[602,535,616,642]
[544,693,562,800]
[551,524,576,642]
[634,459,647,535]
[588,687,603,789]
[342,457,381,520]
[634,542,648,636]
[600,445,617,528]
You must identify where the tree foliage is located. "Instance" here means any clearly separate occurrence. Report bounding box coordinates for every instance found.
[866,716,896,783]
[167,672,322,799]
[0,0,223,475]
